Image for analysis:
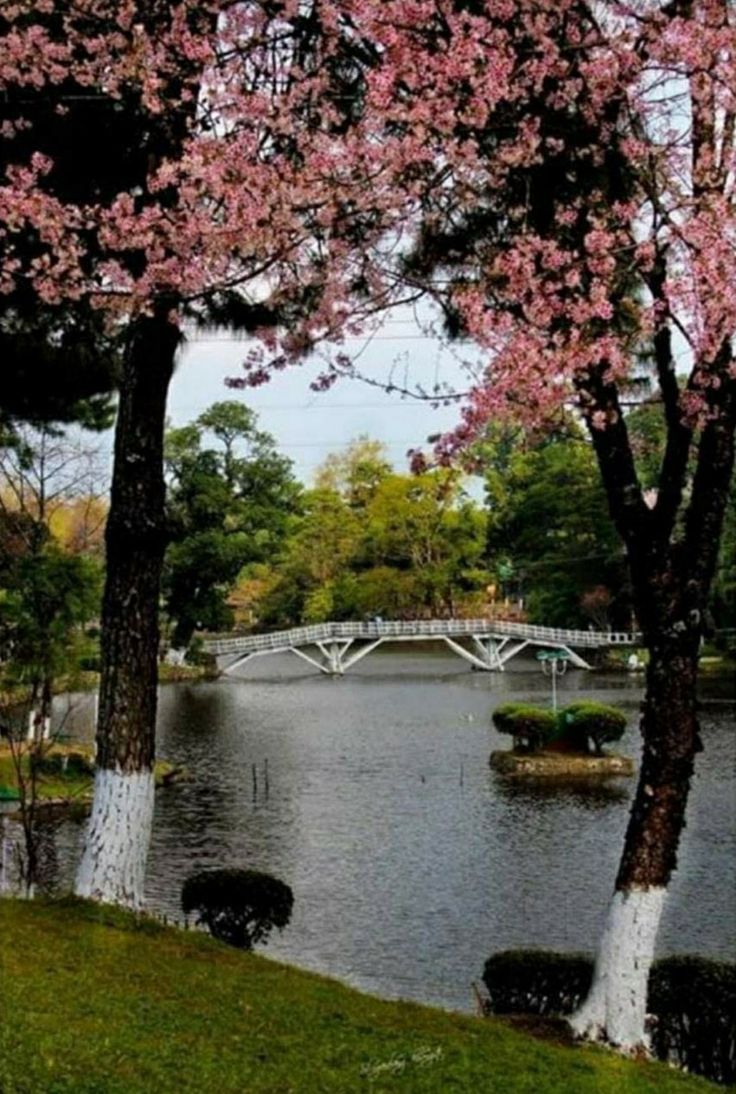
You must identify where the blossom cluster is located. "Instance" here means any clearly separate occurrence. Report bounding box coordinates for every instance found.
[0,0,734,441]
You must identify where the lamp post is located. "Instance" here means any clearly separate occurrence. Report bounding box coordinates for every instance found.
[536,649,569,714]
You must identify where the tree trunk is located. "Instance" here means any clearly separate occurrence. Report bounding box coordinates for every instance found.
[75,310,179,909]
[571,635,700,1050]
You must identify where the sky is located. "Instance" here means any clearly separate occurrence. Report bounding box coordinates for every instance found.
[168,311,485,491]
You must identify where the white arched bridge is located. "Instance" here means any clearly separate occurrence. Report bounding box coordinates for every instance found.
[203,619,639,676]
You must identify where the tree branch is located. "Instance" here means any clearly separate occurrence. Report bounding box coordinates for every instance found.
[575,368,652,560]
[684,340,736,600]
[646,257,693,540]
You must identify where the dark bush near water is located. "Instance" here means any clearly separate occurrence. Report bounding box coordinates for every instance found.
[31,751,94,777]
[182,868,293,950]
[649,956,736,1086]
[482,949,736,1085]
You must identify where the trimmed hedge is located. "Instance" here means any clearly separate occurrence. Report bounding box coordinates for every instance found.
[482,949,735,1085]
[649,956,736,1086]
[482,949,592,1017]
[181,867,293,950]
[492,703,557,752]
[559,702,627,754]
[492,701,628,755]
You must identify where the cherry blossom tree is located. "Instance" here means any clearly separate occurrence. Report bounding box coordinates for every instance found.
[0,0,398,910]
[299,0,732,1053]
[235,0,735,1052]
[2,0,734,1055]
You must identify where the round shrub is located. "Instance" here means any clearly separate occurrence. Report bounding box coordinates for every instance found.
[492,703,557,753]
[181,868,293,950]
[559,701,627,754]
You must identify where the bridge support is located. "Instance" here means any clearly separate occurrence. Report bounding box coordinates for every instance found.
[443,635,510,670]
[441,634,537,671]
[559,644,592,670]
[316,640,353,675]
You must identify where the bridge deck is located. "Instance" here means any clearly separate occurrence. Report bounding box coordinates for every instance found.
[204,619,637,658]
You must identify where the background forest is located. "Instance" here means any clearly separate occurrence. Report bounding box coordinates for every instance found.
[2,398,734,678]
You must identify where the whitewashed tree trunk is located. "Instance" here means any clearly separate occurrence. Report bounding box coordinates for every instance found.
[74,311,177,910]
[75,768,155,909]
[571,644,700,1052]
[26,708,49,742]
[570,887,665,1050]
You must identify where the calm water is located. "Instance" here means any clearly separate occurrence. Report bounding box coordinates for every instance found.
[51,650,736,1012]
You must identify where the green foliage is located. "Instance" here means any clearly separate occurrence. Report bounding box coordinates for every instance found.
[257,489,361,626]
[163,402,301,647]
[302,582,336,624]
[313,435,392,506]
[0,545,102,690]
[624,402,735,632]
[0,899,712,1094]
[625,402,670,494]
[181,868,294,950]
[261,466,489,626]
[492,703,557,752]
[483,425,629,628]
[559,702,627,755]
[492,701,626,755]
[353,566,419,619]
[183,637,217,670]
[0,305,118,432]
[0,745,92,803]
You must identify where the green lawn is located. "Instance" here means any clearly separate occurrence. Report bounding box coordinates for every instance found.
[0,746,179,804]
[0,899,716,1094]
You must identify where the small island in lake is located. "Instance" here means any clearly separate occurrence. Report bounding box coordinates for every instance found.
[489,701,635,778]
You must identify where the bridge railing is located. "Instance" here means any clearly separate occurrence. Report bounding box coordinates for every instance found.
[203,619,639,657]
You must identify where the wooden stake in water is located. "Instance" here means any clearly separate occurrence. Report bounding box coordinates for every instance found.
[251,763,258,801]
[264,758,269,800]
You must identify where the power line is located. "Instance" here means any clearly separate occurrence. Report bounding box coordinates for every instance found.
[172,400,457,412]
[190,334,448,343]
[266,439,430,448]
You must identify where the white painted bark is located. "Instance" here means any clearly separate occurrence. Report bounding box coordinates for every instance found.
[0,830,11,895]
[26,710,51,740]
[75,767,155,910]
[570,887,666,1051]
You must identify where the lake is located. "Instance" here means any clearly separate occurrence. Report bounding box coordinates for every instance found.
[49,649,736,1012]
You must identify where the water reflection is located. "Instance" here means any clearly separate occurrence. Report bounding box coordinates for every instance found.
[492,774,632,809]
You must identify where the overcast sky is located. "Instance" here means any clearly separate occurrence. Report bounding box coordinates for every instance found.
[168,312,484,491]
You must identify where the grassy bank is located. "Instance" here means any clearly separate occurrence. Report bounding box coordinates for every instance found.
[0,745,181,805]
[0,899,715,1094]
[600,647,736,676]
[0,662,217,710]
